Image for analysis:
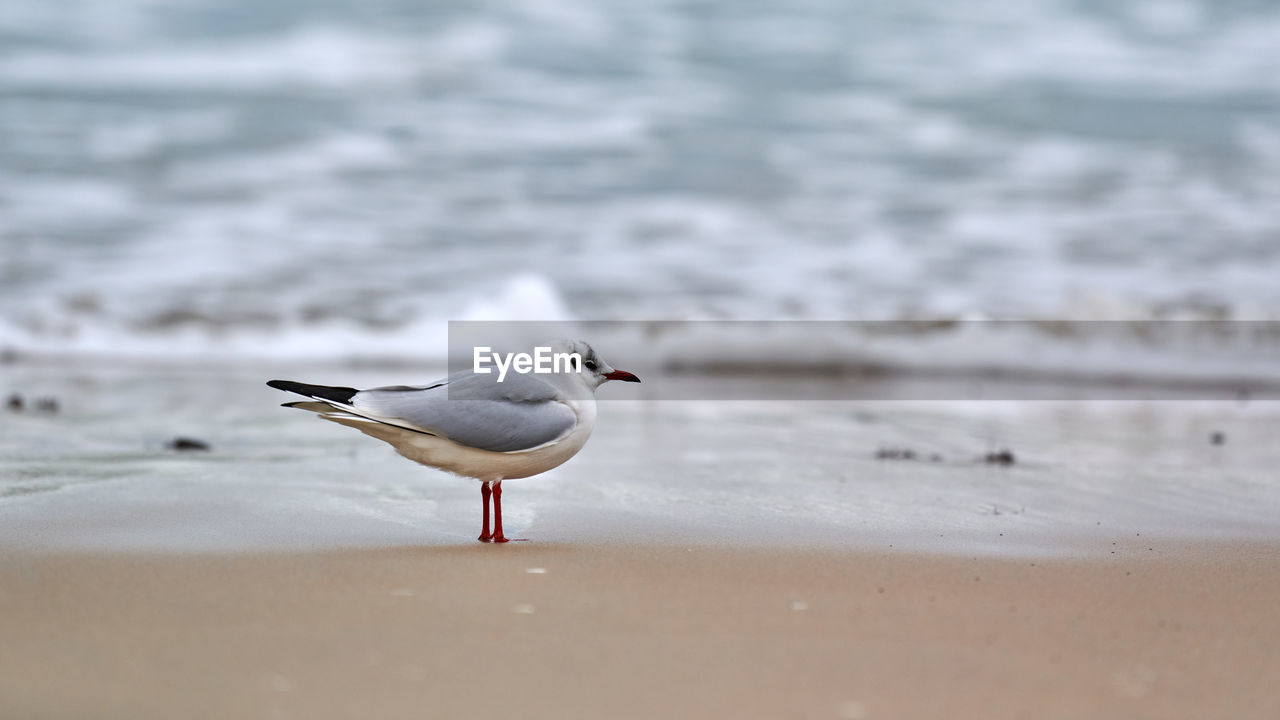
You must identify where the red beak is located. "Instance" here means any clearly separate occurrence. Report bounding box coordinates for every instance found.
[603,369,641,383]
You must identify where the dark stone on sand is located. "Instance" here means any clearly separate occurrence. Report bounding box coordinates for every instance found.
[11,394,60,413]
[981,450,1016,466]
[168,437,212,452]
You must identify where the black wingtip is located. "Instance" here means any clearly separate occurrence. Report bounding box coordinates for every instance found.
[267,380,359,404]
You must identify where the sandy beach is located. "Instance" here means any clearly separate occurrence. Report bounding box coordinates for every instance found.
[4,363,1280,718]
[3,542,1278,720]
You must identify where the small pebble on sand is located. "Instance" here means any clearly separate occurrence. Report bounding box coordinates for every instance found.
[168,437,212,452]
[981,450,1016,466]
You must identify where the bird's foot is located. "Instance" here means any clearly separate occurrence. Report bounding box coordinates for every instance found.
[478,532,492,543]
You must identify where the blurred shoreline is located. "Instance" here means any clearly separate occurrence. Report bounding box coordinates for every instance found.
[5,342,1278,401]
[3,361,1279,557]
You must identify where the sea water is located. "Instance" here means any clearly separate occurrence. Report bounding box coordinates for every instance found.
[2,0,1279,365]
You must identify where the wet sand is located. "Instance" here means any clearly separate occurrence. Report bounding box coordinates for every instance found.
[3,542,1278,720]
[5,362,1280,555]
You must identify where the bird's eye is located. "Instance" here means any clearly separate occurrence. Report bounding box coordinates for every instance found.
[583,360,598,372]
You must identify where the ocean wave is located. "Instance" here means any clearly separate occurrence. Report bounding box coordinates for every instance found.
[0,274,572,364]
[0,23,501,91]
[4,273,1280,396]
[4,0,1280,381]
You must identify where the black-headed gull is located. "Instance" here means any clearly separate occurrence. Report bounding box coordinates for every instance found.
[267,340,640,543]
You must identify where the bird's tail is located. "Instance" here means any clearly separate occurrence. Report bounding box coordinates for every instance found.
[266,380,359,405]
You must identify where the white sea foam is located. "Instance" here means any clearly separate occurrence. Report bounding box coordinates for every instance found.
[169,133,403,191]
[861,1,1280,95]
[0,23,500,91]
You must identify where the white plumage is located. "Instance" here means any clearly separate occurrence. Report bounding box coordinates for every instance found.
[268,339,639,542]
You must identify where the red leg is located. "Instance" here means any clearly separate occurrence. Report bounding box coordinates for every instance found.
[478,482,492,542]
[491,481,509,543]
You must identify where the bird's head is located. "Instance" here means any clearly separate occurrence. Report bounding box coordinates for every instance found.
[551,339,640,391]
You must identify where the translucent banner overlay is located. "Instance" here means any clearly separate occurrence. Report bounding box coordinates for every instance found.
[448,320,1280,401]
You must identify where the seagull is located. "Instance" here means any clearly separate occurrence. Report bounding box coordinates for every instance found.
[267,339,640,543]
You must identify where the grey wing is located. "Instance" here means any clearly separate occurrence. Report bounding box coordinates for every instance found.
[367,368,559,403]
[352,373,576,452]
